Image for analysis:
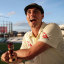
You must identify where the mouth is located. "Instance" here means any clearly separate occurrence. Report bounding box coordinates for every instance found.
[30,19,36,22]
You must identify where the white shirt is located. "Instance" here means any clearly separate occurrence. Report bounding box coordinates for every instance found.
[20,22,64,64]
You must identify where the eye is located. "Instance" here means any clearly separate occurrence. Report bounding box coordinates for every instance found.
[34,10,39,14]
[27,10,31,14]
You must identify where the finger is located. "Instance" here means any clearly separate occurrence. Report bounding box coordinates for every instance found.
[5,52,9,63]
[13,52,17,56]
[1,52,9,63]
[17,59,22,63]
[1,55,9,63]
[1,52,7,61]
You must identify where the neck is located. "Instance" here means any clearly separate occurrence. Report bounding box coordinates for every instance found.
[31,28,39,37]
[31,22,42,37]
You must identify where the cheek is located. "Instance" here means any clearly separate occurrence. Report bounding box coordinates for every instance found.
[26,16,29,21]
[27,15,29,18]
[26,16,30,23]
[26,15,30,20]
[37,16,42,21]
[39,15,43,20]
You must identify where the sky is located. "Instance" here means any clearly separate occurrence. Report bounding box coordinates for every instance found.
[0,0,64,32]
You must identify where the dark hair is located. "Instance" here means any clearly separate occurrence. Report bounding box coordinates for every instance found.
[24,3,44,15]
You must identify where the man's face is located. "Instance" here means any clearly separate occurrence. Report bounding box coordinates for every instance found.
[26,8,44,28]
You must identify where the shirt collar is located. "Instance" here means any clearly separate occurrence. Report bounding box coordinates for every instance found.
[30,22,47,37]
[38,22,47,34]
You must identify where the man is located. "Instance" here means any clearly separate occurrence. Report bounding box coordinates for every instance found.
[1,3,64,64]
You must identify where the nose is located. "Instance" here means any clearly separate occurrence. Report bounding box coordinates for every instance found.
[30,11,35,17]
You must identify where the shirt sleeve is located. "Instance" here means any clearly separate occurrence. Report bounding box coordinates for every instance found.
[38,23,63,48]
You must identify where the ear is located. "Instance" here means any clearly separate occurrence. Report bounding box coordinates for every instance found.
[42,14,44,19]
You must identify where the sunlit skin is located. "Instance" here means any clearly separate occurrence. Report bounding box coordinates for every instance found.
[26,8,44,28]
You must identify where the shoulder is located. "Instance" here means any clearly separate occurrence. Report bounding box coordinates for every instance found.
[43,23,60,32]
[46,23,59,29]
[24,31,32,38]
[22,31,32,41]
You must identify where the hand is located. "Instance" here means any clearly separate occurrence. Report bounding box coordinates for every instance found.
[17,57,23,63]
[1,51,9,63]
[1,51,17,63]
[9,52,17,63]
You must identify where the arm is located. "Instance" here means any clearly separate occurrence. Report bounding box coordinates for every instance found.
[16,23,61,60]
[1,42,50,63]
[16,41,51,60]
